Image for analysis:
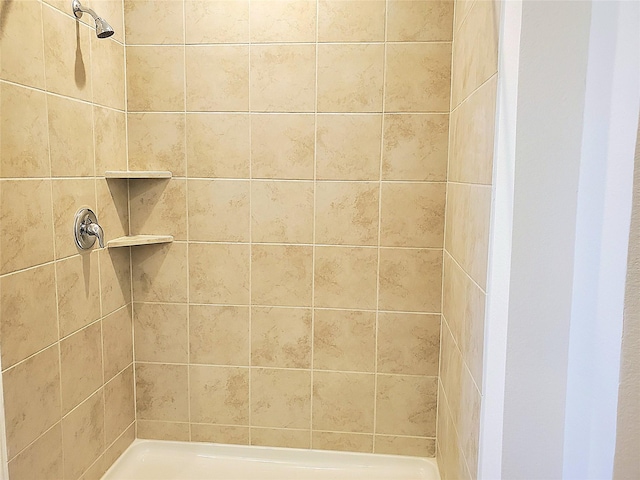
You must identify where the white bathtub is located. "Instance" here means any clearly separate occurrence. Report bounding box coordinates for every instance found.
[102,440,440,480]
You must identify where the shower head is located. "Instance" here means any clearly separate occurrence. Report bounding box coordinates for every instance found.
[71,0,114,39]
[94,16,115,38]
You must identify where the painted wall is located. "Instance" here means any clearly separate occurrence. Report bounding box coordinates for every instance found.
[479,1,639,478]
[0,0,135,479]
[437,0,499,478]
[124,0,452,455]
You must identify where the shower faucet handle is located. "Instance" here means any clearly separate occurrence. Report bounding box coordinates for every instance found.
[74,208,105,249]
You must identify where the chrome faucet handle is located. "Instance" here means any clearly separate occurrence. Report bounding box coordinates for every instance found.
[74,208,105,249]
[84,221,105,248]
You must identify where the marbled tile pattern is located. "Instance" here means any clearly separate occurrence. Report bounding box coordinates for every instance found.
[124,0,453,460]
[0,0,489,473]
[0,2,134,478]
[438,0,499,479]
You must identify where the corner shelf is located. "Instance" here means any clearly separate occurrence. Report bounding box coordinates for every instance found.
[104,170,174,248]
[105,170,172,179]
[107,235,174,248]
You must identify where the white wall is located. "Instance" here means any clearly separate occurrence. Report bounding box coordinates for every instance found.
[480,1,640,478]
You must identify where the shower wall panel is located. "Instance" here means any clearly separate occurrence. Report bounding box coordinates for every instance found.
[0,0,134,478]
[124,0,453,457]
[437,0,499,478]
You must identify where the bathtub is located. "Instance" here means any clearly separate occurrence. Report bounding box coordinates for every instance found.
[102,439,440,480]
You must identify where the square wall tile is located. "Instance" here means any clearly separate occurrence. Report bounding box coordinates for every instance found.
[251,0,316,43]
[318,0,385,42]
[312,431,373,454]
[132,243,188,303]
[251,45,316,112]
[127,46,185,112]
[387,0,454,41]
[47,95,95,177]
[449,76,497,185]
[378,248,442,313]
[318,44,384,113]
[102,307,133,381]
[314,247,377,309]
[251,181,314,243]
[136,363,189,422]
[186,45,250,112]
[43,7,92,101]
[313,310,375,372]
[443,253,486,386]
[251,245,313,307]
[129,179,188,240]
[94,107,127,174]
[188,180,250,242]
[190,305,250,366]
[0,0,45,89]
[189,243,250,305]
[186,0,250,43]
[0,179,54,274]
[0,83,49,178]
[52,178,97,259]
[0,264,58,369]
[104,366,135,445]
[251,428,310,449]
[191,424,250,445]
[3,345,60,457]
[190,366,249,424]
[376,375,437,436]
[251,368,311,429]
[137,421,190,441]
[374,435,435,457]
[251,114,315,180]
[124,0,184,45]
[313,372,374,433]
[60,322,103,414]
[99,247,132,316]
[62,390,104,480]
[187,113,250,178]
[316,114,382,181]
[382,114,449,181]
[91,35,125,110]
[315,182,379,246]
[134,303,189,363]
[56,252,101,337]
[380,182,446,248]
[385,43,452,113]
[97,178,130,242]
[127,113,186,176]
[445,183,492,289]
[251,307,312,368]
[8,424,62,480]
[377,312,440,376]
[451,0,499,107]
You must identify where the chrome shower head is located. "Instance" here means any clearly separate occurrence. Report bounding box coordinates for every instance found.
[94,16,114,38]
[72,0,114,39]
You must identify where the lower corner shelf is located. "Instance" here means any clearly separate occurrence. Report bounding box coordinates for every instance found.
[107,235,174,248]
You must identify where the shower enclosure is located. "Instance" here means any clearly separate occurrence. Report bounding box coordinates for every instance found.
[0,0,497,479]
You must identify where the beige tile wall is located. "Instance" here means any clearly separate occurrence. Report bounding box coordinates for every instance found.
[0,1,135,478]
[124,0,454,457]
[437,0,499,478]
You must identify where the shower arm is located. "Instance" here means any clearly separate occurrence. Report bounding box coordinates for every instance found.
[71,0,100,21]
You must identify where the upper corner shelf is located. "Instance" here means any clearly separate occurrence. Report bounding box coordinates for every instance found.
[105,170,172,179]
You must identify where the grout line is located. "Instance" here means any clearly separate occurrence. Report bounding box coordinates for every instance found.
[125,40,453,47]
[372,0,390,453]
[248,0,253,446]
[309,0,319,448]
